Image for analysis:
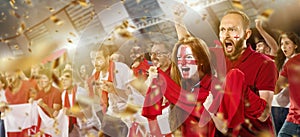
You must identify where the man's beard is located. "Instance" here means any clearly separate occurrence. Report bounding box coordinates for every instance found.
[223,37,245,61]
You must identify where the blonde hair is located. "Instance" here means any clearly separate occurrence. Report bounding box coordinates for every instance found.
[223,10,250,30]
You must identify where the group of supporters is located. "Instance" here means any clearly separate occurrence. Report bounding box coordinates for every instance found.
[0,5,299,137]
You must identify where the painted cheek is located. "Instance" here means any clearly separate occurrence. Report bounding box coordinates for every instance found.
[177,59,186,65]
[185,59,197,65]
[234,35,240,39]
[177,59,197,65]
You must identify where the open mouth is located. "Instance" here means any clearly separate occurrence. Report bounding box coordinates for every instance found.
[182,67,190,71]
[225,40,234,53]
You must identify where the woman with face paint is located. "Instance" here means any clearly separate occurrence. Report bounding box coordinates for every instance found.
[167,36,217,137]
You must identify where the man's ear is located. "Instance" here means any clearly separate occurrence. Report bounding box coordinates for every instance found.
[245,28,252,40]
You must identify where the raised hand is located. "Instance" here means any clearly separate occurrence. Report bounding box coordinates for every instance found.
[173,3,187,22]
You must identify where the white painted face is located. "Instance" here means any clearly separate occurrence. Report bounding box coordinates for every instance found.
[177,45,198,79]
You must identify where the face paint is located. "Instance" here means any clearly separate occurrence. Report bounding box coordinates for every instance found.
[177,45,198,79]
[234,35,240,39]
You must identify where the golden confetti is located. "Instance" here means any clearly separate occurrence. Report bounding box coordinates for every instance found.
[9,10,21,18]
[48,7,55,12]
[115,28,133,38]
[194,102,202,112]
[14,44,19,49]
[90,11,95,19]
[118,103,141,117]
[232,0,243,9]
[70,104,81,114]
[260,9,274,20]
[120,0,126,4]
[69,32,76,37]
[4,40,9,44]
[186,93,196,102]
[24,0,32,6]
[67,38,72,43]
[257,130,273,137]
[78,0,89,7]
[17,22,26,34]
[214,84,222,90]
[54,128,61,135]
[50,16,64,26]
[9,0,18,9]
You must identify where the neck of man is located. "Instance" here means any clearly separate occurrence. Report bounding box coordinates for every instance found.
[66,85,74,94]
[160,61,171,72]
[229,44,247,61]
[44,85,51,93]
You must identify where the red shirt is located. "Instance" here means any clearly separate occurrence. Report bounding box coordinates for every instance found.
[36,86,62,113]
[225,46,277,136]
[5,80,33,104]
[280,54,300,124]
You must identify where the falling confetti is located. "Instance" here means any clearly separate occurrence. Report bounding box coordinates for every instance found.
[186,93,196,102]
[17,22,26,34]
[120,0,126,4]
[9,0,18,9]
[118,103,141,117]
[78,0,89,7]
[232,0,243,9]
[14,44,19,49]
[24,0,32,6]
[67,38,73,43]
[114,20,134,38]
[69,104,81,114]
[48,7,55,12]
[9,10,21,18]
[69,32,76,37]
[50,15,64,26]
[259,9,274,20]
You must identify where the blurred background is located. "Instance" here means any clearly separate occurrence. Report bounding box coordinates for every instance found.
[0,0,299,73]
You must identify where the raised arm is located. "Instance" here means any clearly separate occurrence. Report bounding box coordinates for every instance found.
[173,4,191,40]
[255,19,278,56]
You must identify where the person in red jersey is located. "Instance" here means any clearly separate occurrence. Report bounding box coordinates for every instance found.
[275,32,300,137]
[35,68,62,117]
[4,70,33,105]
[275,53,300,137]
[214,9,277,137]
[2,70,34,137]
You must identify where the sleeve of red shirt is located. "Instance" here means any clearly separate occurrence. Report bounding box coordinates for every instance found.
[255,60,278,91]
[142,69,209,119]
[217,69,267,128]
[280,62,288,78]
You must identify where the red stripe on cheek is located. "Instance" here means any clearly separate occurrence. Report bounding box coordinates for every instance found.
[177,60,197,65]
